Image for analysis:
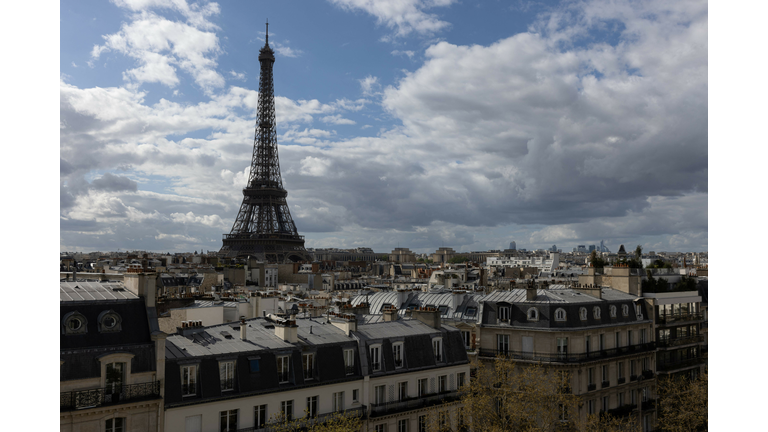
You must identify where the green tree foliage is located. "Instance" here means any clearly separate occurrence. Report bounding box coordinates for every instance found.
[448,255,470,263]
[656,372,708,432]
[269,408,363,432]
[646,259,673,269]
[590,250,606,269]
[634,245,643,260]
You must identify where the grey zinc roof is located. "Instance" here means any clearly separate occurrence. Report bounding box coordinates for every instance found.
[355,319,442,341]
[60,281,138,302]
[165,317,354,359]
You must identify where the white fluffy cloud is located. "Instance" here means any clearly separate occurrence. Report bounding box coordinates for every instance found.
[329,0,455,38]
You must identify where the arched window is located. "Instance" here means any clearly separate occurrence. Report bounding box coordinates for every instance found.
[62,311,88,335]
[527,307,539,321]
[579,307,588,320]
[555,308,567,322]
[98,310,122,333]
[622,305,629,317]
[609,305,617,318]
[593,306,601,319]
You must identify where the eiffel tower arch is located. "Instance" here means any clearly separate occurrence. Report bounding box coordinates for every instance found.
[220,24,311,263]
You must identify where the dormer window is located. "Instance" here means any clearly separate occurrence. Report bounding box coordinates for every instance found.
[527,307,539,321]
[370,345,381,371]
[499,306,510,321]
[98,310,122,333]
[593,307,601,319]
[609,305,617,318]
[622,305,629,317]
[579,307,588,321]
[62,311,87,335]
[393,342,404,368]
[432,337,443,362]
[555,308,567,322]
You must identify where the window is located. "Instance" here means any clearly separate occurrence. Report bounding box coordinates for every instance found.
[599,334,605,351]
[640,329,647,344]
[602,396,608,412]
[220,410,238,432]
[465,307,477,317]
[332,392,344,412]
[527,307,539,321]
[461,331,472,349]
[499,306,510,320]
[457,372,466,388]
[352,389,359,402]
[439,411,449,430]
[62,311,88,335]
[105,418,124,432]
[398,419,409,432]
[622,304,629,316]
[432,338,443,362]
[249,357,260,373]
[418,378,428,397]
[497,334,510,355]
[615,331,621,348]
[375,424,387,432]
[393,342,404,368]
[375,385,386,405]
[277,356,290,383]
[105,362,124,394]
[580,307,588,320]
[219,361,234,391]
[602,365,608,383]
[630,360,637,376]
[585,335,591,353]
[418,415,427,432]
[642,357,649,372]
[181,364,197,396]
[303,353,314,380]
[618,392,624,406]
[627,330,633,346]
[439,375,447,393]
[618,362,624,379]
[555,308,566,321]
[609,305,617,318]
[307,396,318,418]
[280,400,293,421]
[370,345,381,371]
[588,367,595,385]
[98,310,122,333]
[636,304,644,318]
[587,400,595,415]
[593,306,601,319]
[254,405,267,429]
[631,389,637,404]
[398,381,408,400]
[344,349,355,374]
[557,337,568,358]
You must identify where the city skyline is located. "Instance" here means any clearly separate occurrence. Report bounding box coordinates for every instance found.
[60,0,708,254]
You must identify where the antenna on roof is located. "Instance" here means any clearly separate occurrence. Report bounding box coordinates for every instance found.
[265,19,269,44]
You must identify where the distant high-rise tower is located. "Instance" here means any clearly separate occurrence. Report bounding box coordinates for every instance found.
[509,241,516,250]
[220,23,311,263]
[600,240,605,252]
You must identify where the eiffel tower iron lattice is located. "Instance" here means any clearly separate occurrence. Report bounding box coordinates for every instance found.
[220,23,311,262]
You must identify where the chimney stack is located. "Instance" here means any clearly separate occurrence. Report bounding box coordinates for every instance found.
[526,285,537,301]
[412,306,441,329]
[383,305,398,322]
[240,318,247,340]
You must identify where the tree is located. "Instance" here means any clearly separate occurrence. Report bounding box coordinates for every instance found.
[634,245,643,260]
[656,372,708,432]
[269,408,363,432]
[448,255,470,263]
[590,250,606,269]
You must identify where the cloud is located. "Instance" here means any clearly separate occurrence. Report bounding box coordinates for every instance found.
[359,75,380,96]
[228,70,246,81]
[92,1,224,92]
[391,50,416,58]
[322,114,356,125]
[271,41,304,58]
[328,0,456,38]
[90,173,139,192]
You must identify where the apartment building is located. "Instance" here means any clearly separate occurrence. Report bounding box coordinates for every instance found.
[162,310,469,432]
[60,280,166,432]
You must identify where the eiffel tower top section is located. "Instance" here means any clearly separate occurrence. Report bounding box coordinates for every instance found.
[220,22,310,262]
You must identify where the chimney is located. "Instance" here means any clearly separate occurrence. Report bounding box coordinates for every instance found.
[412,306,441,329]
[383,305,398,322]
[329,313,357,336]
[275,319,298,343]
[240,318,247,340]
[526,285,537,301]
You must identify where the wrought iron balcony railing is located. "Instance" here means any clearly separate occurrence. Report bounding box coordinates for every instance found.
[601,380,610,389]
[369,391,461,417]
[641,398,656,410]
[234,407,366,432]
[656,334,705,348]
[656,312,704,325]
[345,365,355,375]
[606,404,635,418]
[587,383,596,391]
[61,381,161,411]
[478,343,656,364]
[657,356,703,372]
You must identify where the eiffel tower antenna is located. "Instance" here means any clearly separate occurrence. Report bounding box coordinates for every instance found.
[220,24,310,263]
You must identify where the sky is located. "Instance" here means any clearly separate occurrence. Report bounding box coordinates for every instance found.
[59,0,708,254]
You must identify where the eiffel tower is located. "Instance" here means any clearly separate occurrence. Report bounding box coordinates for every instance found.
[220,23,311,263]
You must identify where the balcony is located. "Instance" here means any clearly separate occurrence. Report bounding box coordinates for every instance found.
[369,391,461,417]
[61,382,161,411]
[617,377,626,384]
[656,334,705,348]
[345,365,355,375]
[606,404,635,418]
[234,407,366,432]
[642,370,654,380]
[655,312,704,325]
[478,343,656,364]
[641,399,656,411]
[587,383,596,392]
[657,356,703,372]
[601,381,610,389]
